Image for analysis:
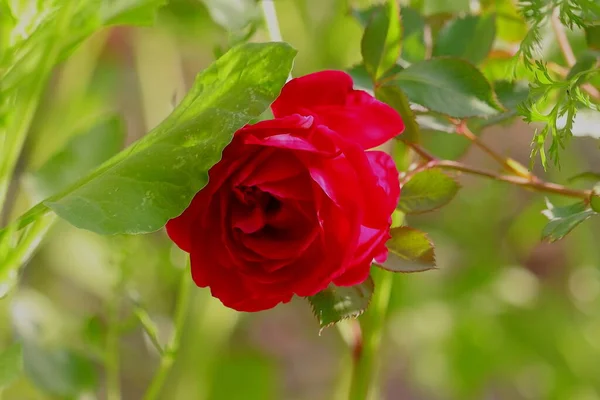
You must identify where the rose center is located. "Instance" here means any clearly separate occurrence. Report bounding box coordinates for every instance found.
[235,185,281,214]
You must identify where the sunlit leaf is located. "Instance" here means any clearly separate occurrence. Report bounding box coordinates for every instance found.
[398,168,461,214]
[392,58,504,118]
[379,226,436,272]
[307,277,374,332]
[361,0,402,80]
[14,43,296,235]
[433,14,496,65]
[541,199,596,242]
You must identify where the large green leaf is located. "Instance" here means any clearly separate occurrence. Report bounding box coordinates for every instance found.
[308,277,374,332]
[392,58,504,118]
[541,199,596,242]
[375,84,420,143]
[361,0,402,80]
[398,168,461,214]
[433,14,496,65]
[0,343,22,390]
[16,43,296,235]
[379,226,436,272]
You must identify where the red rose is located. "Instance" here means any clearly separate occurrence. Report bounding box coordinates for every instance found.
[166,71,404,312]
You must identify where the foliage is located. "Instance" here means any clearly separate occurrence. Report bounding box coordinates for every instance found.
[1,0,600,399]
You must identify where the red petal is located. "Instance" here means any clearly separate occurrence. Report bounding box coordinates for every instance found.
[272,71,404,149]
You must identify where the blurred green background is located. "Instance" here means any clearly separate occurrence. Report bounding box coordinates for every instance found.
[2,0,600,399]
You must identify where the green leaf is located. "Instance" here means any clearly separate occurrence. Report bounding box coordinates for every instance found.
[433,14,496,65]
[567,52,598,80]
[361,0,402,80]
[468,80,530,129]
[568,171,600,184]
[585,25,600,50]
[375,84,420,143]
[347,64,373,91]
[591,195,600,213]
[307,277,374,332]
[22,43,295,235]
[0,343,23,390]
[26,117,125,201]
[591,184,600,213]
[392,58,504,118]
[541,200,596,242]
[101,0,167,26]
[423,0,470,16]
[398,168,461,214]
[379,226,436,272]
[23,342,97,397]
[400,7,426,63]
[420,129,471,160]
[200,0,260,31]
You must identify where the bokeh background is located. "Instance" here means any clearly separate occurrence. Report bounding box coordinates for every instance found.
[2,0,600,399]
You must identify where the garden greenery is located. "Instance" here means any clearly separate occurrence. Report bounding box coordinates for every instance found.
[1,0,600,399]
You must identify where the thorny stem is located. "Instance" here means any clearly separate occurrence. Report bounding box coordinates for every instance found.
[406,142,593,201]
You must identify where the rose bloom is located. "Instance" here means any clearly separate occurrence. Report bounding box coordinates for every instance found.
[166,71,404,312]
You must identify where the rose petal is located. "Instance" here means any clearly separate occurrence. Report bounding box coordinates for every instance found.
[366,151,401,214]
[272,70,404,149]
[333,258,371,287]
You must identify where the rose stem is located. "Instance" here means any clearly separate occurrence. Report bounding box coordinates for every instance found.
[348,267,394,400]
[407,142,593,201]
[143,261,192,400]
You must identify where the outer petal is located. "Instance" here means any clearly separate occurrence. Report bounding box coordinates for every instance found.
[365,150,401,217]
[272,70,405,149]
[335,152,399,285]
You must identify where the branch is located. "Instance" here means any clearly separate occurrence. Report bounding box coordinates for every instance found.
[451,119,533,179]
[408,143,592,201]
